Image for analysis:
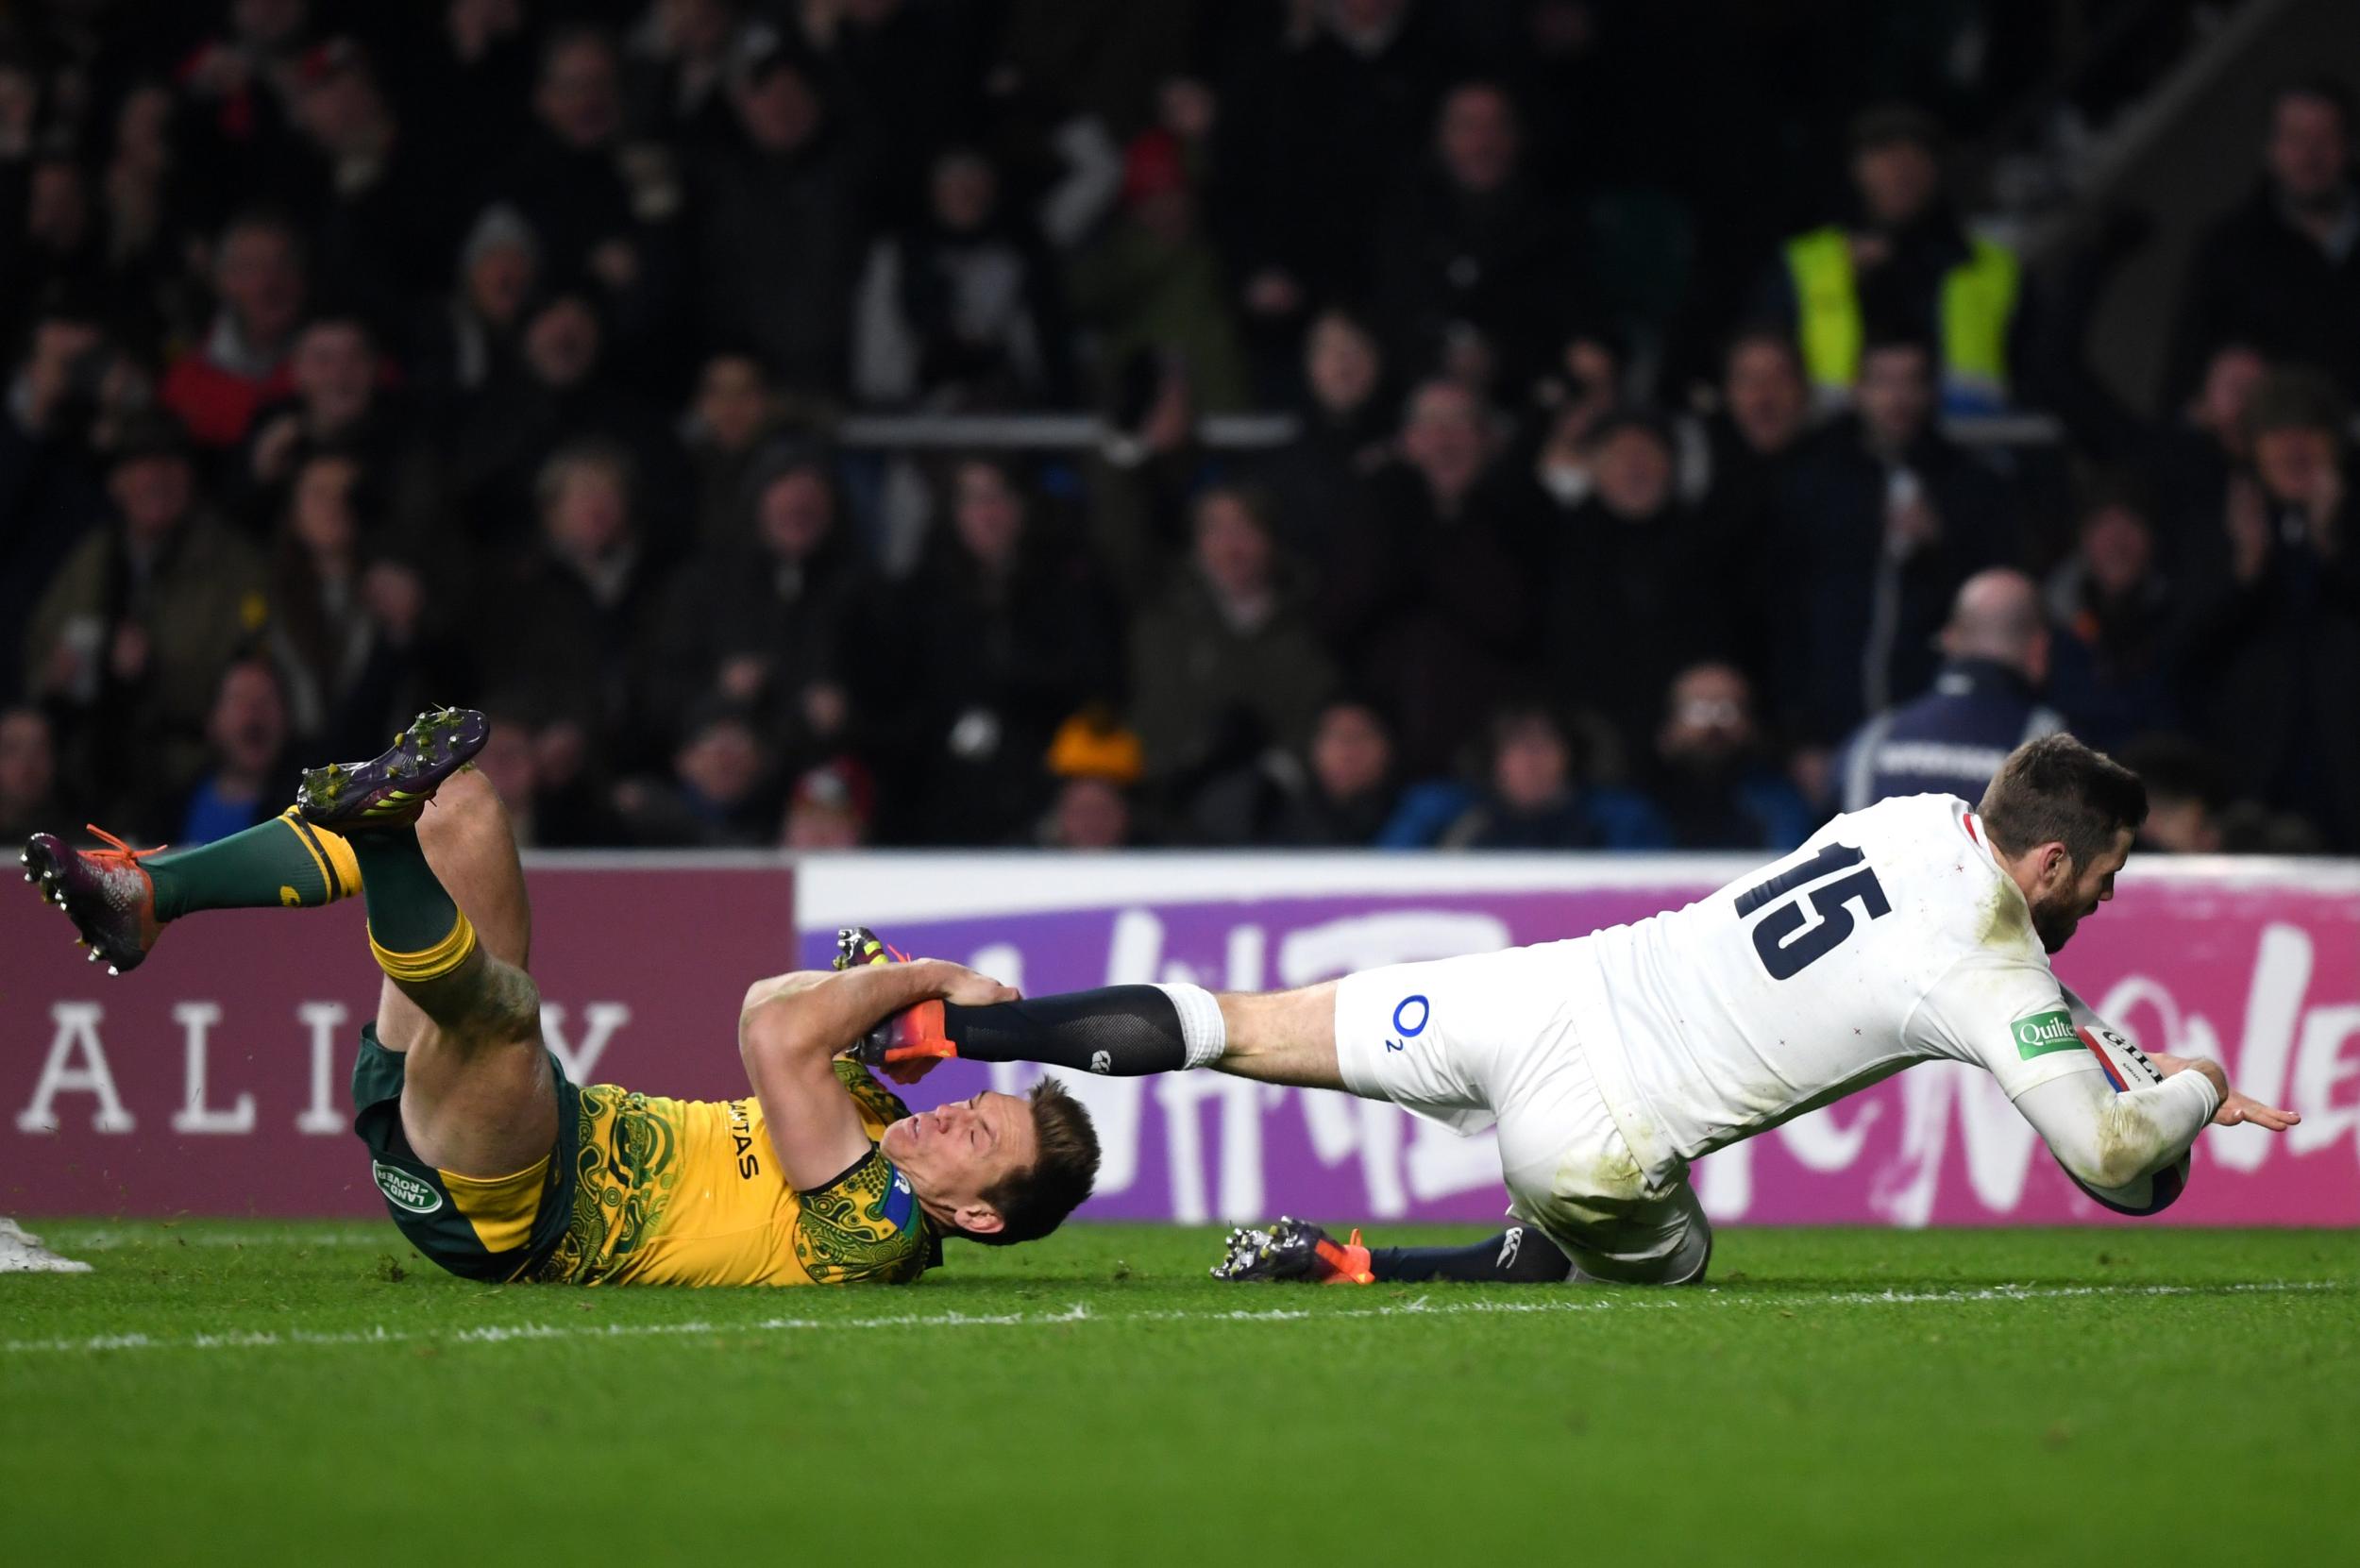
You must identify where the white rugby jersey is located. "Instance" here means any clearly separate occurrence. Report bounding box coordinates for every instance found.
[1568,793,2110,1175]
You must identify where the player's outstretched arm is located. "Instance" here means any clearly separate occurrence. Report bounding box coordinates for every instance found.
[738,961,1017,1190]
[2013,1054,2294,1194]
[2148,1053,2301,1131]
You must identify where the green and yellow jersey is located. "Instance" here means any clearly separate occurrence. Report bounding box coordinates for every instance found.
[351,1029,940,1287]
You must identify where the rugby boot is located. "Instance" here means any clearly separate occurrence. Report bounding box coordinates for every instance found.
[295,707,488,831]
[20,826,164,976]
[837,926,962,1079]
[1210,1217,1375,1285]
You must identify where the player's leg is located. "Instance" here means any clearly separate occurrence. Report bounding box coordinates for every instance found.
[1213,1215,1578,1285]
[346,767,554,1179]
[1496,1089,1713,1287]
[19,707,475,969]
[21,803,367,973]
[838,930,1348,1089]
[374,764,532,1051]
[277,709,553,1178]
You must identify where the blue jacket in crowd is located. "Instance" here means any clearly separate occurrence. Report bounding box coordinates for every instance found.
[1837,658,2065,812]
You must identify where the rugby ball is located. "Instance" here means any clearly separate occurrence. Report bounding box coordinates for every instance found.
[2057,1016,2191,1217]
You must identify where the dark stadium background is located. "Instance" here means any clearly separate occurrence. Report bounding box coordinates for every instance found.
[4,0,2358,861]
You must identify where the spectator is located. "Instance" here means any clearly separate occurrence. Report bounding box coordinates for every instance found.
[865,456,1118,843]
[413,2,537,179]
[612,704,774,846]
[1369,80,1580,394]
[1070,129,1250,413]
[646,447,865,775]
[176,658,295,845]
[1438,701,1670,850]
[238,311,440,543]
[1529,323,1627,462]
[470,706,546,847]
[780,757,873,850]
[2180,371,2360,850]
[1836,568,2065,814]
[2168,80,2360,404]
[2146,339,2268,580]
[852,147,1074,411]
[1691,327,1816,671]
[681,350,784,548]
[159,211,306,448]
[1084,350,1218,608]
[1248,307,1391,570]
[262,450,428,756]
[1703,327,1815,506]
[2,155,96,336]
[624,0,778,148]
[2114,735,2228,855]
[689,43,873,396]
[1330,379,1529,776]
[450,289,685,547]
[1764,104,2024,413]
[1650,663,1815,851]
[1185,693,1381,846]
[1769,331,2015,782]
[1,308,115,703]
[2115,731,2322,853]
[1214,0,1453,324]
[809,0,993,235]
[2043,496,2181,750]
[25,415,266,800]
[1039,775,1135,851]
[90,80,188,342]
[288,38,461,310]
[1129,483,1337,791]
[1534,410,1742,770]
[0,705,59,845]
[413,205,541,401]
[468,444,669,769]
[489,27,654,328]
[172,0,315,210]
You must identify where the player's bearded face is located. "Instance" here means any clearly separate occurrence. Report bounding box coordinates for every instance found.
[2026,832,2133,953]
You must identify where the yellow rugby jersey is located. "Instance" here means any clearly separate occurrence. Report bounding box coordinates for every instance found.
[532,1059,940,1288]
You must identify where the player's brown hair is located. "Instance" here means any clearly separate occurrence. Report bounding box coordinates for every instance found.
[1978,733,2148,868]
[969,1078,1100,1246]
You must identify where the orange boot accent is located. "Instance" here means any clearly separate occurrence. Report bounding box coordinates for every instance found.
[1313,1228,1376,1285]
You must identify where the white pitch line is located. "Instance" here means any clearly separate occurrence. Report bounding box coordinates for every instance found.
[44,1228,389,1252]
[0,1280,2346,1359]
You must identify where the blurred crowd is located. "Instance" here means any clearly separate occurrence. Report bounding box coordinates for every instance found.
[3,1,2356,857]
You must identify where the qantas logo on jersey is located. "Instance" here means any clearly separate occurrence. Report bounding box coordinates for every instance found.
[2012,1008,2081,1059]
[728,1098,761,1178]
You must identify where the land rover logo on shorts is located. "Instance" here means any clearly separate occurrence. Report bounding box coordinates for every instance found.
[2012,1009,2081,1060]
[371,1160,443,1215]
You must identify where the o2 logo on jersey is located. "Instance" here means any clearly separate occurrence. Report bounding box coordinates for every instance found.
[1385,995,1430,1053]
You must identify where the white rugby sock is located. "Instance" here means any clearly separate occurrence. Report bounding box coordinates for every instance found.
[1151,982,1228,1070]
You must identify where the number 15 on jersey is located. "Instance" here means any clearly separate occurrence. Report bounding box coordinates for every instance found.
[1734,843,1893,980]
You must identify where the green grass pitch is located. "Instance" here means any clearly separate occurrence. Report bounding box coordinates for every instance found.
[5,1221,2356,1565]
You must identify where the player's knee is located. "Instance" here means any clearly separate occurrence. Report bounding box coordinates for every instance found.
[453,957,542,1048]
[417,765,505,851]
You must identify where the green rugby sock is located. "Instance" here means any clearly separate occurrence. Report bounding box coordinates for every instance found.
[145,810,362,921]
[346,828,477,983]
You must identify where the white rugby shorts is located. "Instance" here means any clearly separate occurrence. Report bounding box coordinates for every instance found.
[1330,938,1711,1284]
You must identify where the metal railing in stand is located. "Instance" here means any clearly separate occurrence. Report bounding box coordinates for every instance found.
[830,411,2065,454]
